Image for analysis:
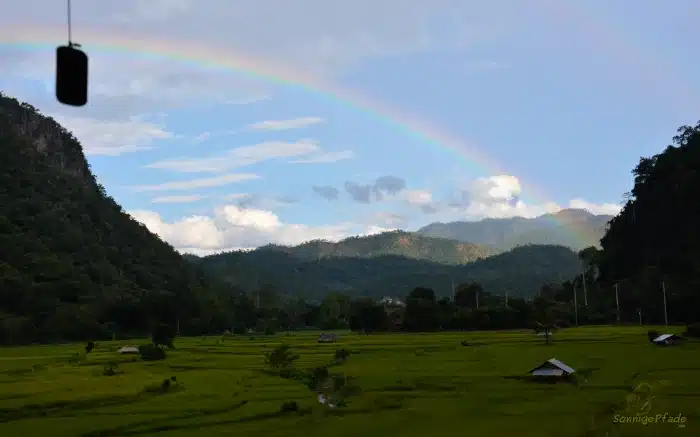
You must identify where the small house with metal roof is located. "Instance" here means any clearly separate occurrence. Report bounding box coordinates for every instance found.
[317,333,337,343]
[528,358,575,377]
[652,334,682,346]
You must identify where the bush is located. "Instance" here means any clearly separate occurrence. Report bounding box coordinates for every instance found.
[85,341,95,354]
[647,330,660,343]
[264,326,276,336]
[139,344,166,361]
[308,366,330,390]
[280,401,299,412]
[264,344,299,369]
[460,340,469,346]
[334,348,350,361]
[103,362,118,376]
[684,323,700,338]
[232,325,246,335]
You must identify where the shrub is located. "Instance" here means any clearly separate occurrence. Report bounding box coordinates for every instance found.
[85,341,95,354]
[264,344,299,369]
[139,344,166,361]
[280,401,299,412]
[308,366,330,390]
[647,330,660,343]
[460,340,469,346]
[334,348,350,361]
[103,362,118,376]
[232,325,246,335]
[264,326,276,336]
[151,323,176,349]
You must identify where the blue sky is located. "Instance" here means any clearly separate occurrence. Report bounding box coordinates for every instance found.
[1,0,699,254]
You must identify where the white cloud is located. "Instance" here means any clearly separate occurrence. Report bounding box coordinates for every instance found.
[194,132,211,142]
[289,150,354,164]
[51,115,172,156]
[129,204,390,255]
[131,173,260,192]
[440,175,621,220]
[400,189,433,206]
[145,140,349,173]
[222,193,250,201]
[247,117,324,131]
[568,199,622,216]
[467,175,521,204]
[151,195,205,204]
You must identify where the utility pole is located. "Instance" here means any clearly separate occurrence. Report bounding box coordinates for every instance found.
[614,283,620,323]
[451,279,455,301]
[582,271,588,307]
[505,291,509,308]
[637,308,642,326]
[476,290,479,309]
[662,281,668,326]
[573,284,579,326]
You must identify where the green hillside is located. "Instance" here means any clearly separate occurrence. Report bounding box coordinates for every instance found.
[0,93,227,344]
[194,242,582,301]
[258,230,495,264]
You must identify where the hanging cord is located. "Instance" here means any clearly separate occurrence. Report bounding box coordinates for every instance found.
[66,0,81,48]
[67,0,72,44]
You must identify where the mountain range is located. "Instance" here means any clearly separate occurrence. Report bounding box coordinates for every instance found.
[417,208,612,251]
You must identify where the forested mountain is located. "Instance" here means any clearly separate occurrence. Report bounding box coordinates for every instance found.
[589,121,700,324]
[255,231,494,264]
[0,93,235,344]
[418,208,612,251]
[193,243,582,301]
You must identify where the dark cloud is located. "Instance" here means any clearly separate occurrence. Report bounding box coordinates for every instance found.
[344,182,373,203]
[237,194,295,209]
[421,204,439,214]
[373,175,406,196]
[344,175,407,203]
[312,185,340,201]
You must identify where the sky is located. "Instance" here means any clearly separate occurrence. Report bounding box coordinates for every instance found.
[1,0,699,255]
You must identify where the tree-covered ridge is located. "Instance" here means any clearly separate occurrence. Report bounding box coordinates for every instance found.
[0,92,227,344]
[255,230,495,265]
[418,208,612,251]
[194,244,582,301]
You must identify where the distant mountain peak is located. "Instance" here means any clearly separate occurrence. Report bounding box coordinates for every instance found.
[417,208,612,251]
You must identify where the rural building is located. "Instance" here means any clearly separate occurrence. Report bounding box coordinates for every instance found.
[118,346,139,354]
[652,334,682,346]
[528,358,575,377]
[318,333,337,343]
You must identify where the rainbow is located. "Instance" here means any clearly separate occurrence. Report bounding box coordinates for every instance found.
[0,25,597,248]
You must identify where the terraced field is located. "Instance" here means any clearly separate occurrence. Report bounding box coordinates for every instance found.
[0,326,697,436]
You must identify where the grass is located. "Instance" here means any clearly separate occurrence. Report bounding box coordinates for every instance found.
[0,326,697,436]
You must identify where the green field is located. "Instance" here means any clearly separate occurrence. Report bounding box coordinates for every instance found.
[0,327,696,437]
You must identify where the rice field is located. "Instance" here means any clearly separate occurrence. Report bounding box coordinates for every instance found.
[0,326,697,437]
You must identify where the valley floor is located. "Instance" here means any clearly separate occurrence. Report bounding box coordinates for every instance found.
[0,327,697,436]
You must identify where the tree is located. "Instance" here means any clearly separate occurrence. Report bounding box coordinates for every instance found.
[264,344,299,369]
[454,282,483,309]
[349,298,388,333]
[598,121,700,324]
[403,287,440,332]
[151,323,176,349]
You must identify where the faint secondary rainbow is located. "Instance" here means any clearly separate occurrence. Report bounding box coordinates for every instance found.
[0,26,596,247]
